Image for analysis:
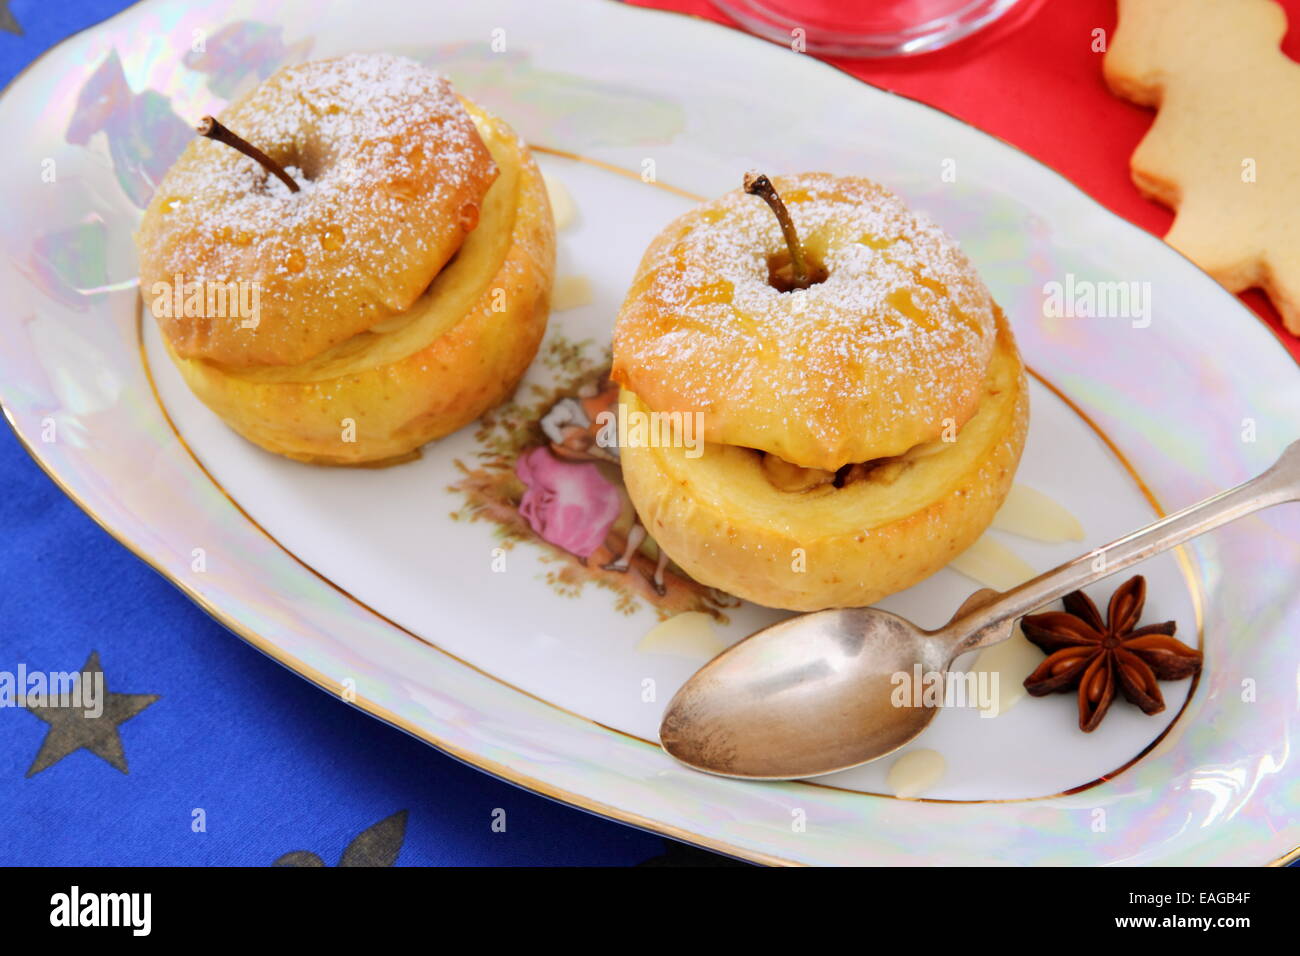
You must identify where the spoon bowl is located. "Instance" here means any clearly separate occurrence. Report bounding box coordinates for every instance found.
[660,607,946,779]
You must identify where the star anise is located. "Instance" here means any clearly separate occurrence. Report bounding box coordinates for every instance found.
[1021,575,1201,732]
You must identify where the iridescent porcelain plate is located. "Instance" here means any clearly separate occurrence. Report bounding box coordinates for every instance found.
[1,0,1296,865]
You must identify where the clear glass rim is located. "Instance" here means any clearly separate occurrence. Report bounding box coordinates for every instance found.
[709,0,1030,57]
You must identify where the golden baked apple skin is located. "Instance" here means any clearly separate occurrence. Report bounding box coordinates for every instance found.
[164,105,555,466]
[139,55,499,370]
[612,173,999,472]
[619,312,1029,612]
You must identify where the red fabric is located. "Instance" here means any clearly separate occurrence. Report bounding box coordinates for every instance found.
[630,0,1300,363]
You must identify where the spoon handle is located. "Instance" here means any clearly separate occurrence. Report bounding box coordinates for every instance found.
[945,439,1300,656]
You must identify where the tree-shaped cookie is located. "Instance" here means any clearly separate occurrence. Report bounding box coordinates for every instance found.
[1105,0,1300,334]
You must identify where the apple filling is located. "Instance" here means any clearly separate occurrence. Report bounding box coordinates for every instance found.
[758,435,953,493]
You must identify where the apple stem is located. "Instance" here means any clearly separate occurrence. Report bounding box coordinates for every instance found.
[743,172,809,288]
[197,116,300,194]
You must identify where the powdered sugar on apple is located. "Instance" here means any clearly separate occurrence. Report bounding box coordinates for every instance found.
[613,173,1000,464]
[138,53,495,364]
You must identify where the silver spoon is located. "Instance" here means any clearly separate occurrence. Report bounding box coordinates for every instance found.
[660,439,1300,780]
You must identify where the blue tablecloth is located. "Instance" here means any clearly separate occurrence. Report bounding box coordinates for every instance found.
[0,0,732,867]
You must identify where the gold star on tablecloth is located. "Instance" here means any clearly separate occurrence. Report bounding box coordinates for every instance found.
[22,652,158,777]
[0,2,21,36]
[274,811,409,867]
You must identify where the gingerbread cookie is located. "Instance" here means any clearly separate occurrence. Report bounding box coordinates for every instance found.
[1104,0,1300,334]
